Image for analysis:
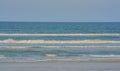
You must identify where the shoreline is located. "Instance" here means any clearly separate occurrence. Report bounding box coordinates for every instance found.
[0,57,120,63]
[1,60,120,71]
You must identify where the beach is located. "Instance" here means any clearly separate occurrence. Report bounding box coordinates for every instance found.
[1,61,120,71]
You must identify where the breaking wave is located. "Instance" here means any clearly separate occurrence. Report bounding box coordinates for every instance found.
[0,54,120,62]
[0,46,120,49]
[0,33,120,36]
[0,39,120,44]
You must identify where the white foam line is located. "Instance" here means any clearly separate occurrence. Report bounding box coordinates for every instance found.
[0,46,120,48]
[0,39,120,43]
[1,58,120,63]
[0,33,120,36]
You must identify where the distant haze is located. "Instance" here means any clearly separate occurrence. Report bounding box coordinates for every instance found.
[0,0,120,22]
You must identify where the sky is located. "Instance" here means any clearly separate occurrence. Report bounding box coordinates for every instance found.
[0,0,120,22]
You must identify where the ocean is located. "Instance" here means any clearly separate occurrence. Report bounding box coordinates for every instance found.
[0,22,120,62]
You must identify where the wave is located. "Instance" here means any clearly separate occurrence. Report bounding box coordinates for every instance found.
[0,39,120,44]
[0,46,120,49]
[0,33,120,36]
[45,54,57,57]
[45,54,120,58]
[0,54,120,62]
[89,55,120,58]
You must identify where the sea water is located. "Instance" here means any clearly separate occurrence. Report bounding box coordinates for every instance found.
[0,22,120,62]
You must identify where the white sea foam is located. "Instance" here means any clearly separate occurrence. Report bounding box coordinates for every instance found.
[0,46,120,49]
[89,55,120,58]
[0,33,120,36]
[45,54,57,57]
[0,39,120,44]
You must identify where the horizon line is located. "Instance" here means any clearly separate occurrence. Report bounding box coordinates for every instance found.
[0,21,120,23]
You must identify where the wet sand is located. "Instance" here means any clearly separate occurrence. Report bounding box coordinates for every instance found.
[0,61,120,71]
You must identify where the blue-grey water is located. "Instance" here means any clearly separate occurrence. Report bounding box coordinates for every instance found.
[0,22,120,61]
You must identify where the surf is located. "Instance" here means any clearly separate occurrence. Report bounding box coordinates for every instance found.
[0,33,120,36]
